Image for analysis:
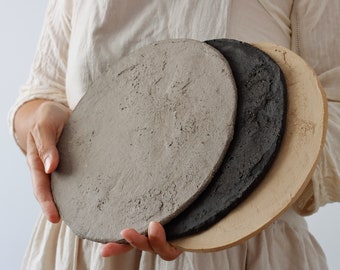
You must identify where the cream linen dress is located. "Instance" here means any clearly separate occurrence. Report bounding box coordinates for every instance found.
[9,0,340,269]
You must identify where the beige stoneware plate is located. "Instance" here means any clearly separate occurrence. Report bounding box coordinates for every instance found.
[170,43,328,252]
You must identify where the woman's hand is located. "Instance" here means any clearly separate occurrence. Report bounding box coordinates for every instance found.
[14,99,71,223]
[101,221,183,261]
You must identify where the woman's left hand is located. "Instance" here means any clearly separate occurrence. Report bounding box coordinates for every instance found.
[101,221,183,261]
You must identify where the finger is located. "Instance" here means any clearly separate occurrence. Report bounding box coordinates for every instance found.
[101,243,133,257]
[120,228,154,253]
[26,133,60,223]
[31,123,59,174]
[148,221,183,261]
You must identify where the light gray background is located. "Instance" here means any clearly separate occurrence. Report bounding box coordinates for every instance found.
[0,1,339,269]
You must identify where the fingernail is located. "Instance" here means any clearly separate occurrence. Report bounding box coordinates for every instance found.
[44,155,52,174]
[120,228,128,237]
[148,221,157,236]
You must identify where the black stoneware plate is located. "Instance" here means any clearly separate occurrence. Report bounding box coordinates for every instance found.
[165,39,287,240]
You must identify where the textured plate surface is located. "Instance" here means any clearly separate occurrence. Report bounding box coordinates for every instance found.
[170,43,327,251]
[165,39,287,240]
[51,39,237,243]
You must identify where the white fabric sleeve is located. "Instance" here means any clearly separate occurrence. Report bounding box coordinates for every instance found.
[8,0,72,137]
[291,0,340,214]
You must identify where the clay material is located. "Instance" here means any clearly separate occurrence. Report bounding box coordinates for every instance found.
[165,39,287,240]
[51,39,237,243]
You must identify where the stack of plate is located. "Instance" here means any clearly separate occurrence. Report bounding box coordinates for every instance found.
[51,39,327,251]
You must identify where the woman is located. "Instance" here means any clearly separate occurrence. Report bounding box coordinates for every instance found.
[9,0,339,269]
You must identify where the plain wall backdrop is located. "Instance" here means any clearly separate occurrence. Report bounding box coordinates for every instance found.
[0,1,339,269]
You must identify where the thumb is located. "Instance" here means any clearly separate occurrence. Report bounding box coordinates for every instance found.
[26,132,60,223]
[43,147,59,174]
[30,125,60,174]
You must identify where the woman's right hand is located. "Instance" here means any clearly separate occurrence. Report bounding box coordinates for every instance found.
[14,100,71,223]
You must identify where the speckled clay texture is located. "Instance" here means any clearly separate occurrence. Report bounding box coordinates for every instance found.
[51,39,237,243]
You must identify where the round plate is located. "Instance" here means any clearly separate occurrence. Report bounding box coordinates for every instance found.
[170,43,327,251]
[51,39,237,243]
[165,39,287,240]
